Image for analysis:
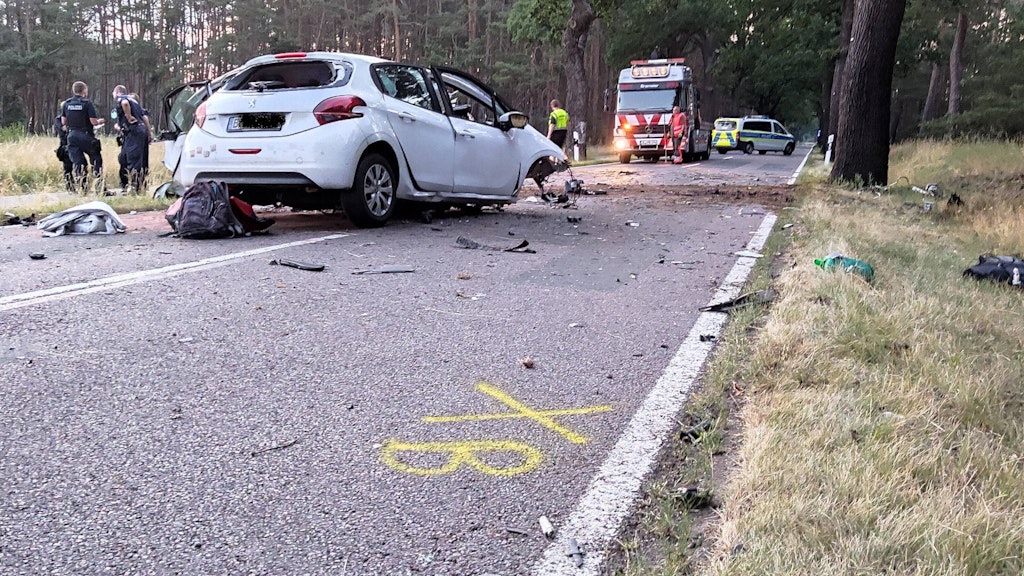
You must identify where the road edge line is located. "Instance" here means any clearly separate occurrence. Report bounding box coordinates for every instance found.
[530,213,777,575]
[787,145,814,185]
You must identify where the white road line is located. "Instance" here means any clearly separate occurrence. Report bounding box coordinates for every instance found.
[787,146,814,185]
[0,233,351,312]
[531,213,777,576]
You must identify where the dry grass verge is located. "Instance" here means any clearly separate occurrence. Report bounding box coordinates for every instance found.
[612,139,1024,575]
[0,135,172,197]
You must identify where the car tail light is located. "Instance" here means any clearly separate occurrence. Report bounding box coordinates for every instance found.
[195,102,208,128]
[275,52,307,59]
[313,95,365,125]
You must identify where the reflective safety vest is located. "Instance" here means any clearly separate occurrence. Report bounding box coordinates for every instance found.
[549,107,569,130]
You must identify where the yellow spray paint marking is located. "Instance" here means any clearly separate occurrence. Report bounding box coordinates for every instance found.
[422,382,612,445]
[380,439,543,477]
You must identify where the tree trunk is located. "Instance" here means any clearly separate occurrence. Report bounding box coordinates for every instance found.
[561,0,596,140]
[818,63,833,154]
[827,0,856,156]
[830,0,907,186]
[948,11,968,116]
[920,61,946,127]
[391,0,402,60]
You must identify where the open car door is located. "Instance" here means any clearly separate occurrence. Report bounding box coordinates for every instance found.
[159,70,239,179]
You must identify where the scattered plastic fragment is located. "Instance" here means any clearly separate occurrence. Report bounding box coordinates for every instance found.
[538,515,555,538]
[351,264,416,275]
[681,420,712,443]
[520,357,536,369]
[456,236,535,253]
[700,289,777,312]
[29,253,46,260]
[566,538,585,567]
[271,258,325,272]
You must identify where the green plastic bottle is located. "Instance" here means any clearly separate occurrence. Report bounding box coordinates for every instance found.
[814,253,875,283]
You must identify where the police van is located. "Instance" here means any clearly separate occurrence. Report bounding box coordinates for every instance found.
[711,115,795,156]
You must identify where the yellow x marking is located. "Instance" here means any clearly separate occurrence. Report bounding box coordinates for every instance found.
[422,382,612,444]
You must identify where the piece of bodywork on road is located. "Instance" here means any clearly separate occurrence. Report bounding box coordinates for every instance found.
[455,236,535,253]
[699,288,777,312]
[271,258,325,271]
[37,201,127,237]
[351,264,416,274]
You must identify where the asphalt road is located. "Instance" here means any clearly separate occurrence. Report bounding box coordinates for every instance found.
[0,148,805,575]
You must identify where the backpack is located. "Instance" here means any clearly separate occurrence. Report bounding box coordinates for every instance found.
[963,255,1024,288]
[165,180,245,239]
[229,196,275,233]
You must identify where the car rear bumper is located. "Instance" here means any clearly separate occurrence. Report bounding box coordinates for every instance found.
[178,126,364,189]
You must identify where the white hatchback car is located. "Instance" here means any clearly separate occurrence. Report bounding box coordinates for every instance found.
[160,52,568,227]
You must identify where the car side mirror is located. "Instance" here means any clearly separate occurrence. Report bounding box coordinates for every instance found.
[497,111,529,132]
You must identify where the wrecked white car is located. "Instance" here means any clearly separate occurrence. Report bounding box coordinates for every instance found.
[159,52,568,227]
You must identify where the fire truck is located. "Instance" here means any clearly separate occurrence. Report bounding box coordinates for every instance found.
[612,58,710,164]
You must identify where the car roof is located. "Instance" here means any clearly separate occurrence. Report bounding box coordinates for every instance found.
[240,51,392,67]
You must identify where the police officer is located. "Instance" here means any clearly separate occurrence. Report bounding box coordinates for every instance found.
[61,81,105,193]
[53,112,73,191]
[112,85,149,193]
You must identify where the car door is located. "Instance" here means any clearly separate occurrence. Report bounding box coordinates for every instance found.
[159,81,214,177]
[372,64,454,193]
[772,121,791,150]
[434,68,520,197]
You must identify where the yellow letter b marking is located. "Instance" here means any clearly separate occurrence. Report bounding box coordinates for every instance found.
[380,439,543,477]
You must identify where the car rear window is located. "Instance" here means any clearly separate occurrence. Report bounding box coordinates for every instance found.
[715,120,737,130]
[223,61,351,91]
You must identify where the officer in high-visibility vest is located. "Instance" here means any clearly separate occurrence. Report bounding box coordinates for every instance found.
[547,99,569,149]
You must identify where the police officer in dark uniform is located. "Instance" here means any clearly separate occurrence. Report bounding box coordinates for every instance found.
[61,81,105,193]
[53,112,74,191]
[112,85,149,193]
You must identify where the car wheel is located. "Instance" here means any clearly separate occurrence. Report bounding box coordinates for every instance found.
[702,149,711,160]
[342,153,396,228]
[784,143,795,156]
[743,142,755,155]
[717,148,728,155]
[619,153,631,164]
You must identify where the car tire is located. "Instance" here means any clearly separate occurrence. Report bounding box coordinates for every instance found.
[717,148,728,155]
[619,153,631,164]
[784,143,795,156]
[743,142,755,155]
[702,149,711,160]
[342,153,396,228]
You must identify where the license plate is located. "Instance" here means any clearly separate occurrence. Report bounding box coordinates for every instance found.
[227,113,285,132]
[637,139,659,147]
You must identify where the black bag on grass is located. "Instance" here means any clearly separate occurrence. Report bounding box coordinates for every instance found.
[166,180,244,239]
[963,255,1024,288]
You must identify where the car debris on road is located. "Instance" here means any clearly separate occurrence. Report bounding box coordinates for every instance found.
[455,236,535,253]
[271,258,325,272]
